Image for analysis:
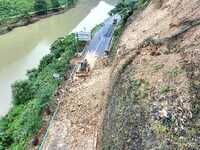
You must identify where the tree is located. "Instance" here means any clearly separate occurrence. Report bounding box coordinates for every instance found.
[34,0,48,15]
[51,0,60,11]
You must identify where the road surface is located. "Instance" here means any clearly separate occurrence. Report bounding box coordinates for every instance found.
[86,15,119,56]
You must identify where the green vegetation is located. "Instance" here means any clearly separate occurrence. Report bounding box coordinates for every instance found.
[34,0,48,15]
[0,34,80,149]
[51,0,60,11]
[12,80,36,105]
[152,63,164,72]
[109,0,149,57]
[160,85,171,94]
[152,121,169,136]
[0,0,76,26]
[167,66,182,78]
[110,0,137,23]
[102,73,144,150]
[109,0,137,57]
[138,0,149,7]
[91,23,103,37]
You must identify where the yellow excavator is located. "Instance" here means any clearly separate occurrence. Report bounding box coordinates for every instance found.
[76,59,90,77]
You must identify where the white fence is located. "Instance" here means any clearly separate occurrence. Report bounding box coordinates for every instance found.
[76,32,91,41]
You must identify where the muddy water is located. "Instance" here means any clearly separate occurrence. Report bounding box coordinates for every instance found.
[0,0,119,117]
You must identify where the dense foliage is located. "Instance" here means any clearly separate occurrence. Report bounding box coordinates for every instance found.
[0,34,79,149]
[34,0,48,15]
[0,0,76,23]
[51,0,60,11]
[12,80,36,105]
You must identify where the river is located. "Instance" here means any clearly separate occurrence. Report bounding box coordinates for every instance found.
[0,0,119,117]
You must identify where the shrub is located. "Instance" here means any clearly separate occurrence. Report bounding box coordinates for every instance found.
[51,0,60,10]
[26,68,39,81]
[0,130,13,149]
[12,80,35,105]
[38,53,55,71]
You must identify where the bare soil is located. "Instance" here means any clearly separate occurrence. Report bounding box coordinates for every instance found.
[102,0,200,149]
[39,0,200,149]
[43,57,111,150]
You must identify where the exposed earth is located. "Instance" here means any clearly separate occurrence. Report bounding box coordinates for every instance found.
[42,0,200,149]
[102,0,200,149]
[43,56,111,150]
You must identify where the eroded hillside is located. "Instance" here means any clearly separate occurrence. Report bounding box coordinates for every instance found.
[102,0,200,149]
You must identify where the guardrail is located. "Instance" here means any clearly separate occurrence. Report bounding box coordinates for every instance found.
[38,64,78,150]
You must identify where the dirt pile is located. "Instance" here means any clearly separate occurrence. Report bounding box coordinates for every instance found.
[42,57,111,150]
[102,0,200,149]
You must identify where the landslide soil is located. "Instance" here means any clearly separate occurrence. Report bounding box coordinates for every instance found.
[43,57,111,150]
[40,0,200,149]
[102,0,200,149]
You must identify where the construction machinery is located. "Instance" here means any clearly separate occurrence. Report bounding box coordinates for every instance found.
[75,59,90,78]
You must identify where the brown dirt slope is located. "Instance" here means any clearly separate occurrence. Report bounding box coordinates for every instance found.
[102,0,200,149]
[43,58,111,150]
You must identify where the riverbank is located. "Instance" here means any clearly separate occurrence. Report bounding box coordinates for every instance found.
[0,3,77,35]
[0,34,83,149]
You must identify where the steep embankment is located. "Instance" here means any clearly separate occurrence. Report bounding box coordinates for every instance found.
[102,0,200,149]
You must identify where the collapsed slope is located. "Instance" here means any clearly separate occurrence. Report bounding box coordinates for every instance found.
[43,57,111,150]
[102,0,200,149]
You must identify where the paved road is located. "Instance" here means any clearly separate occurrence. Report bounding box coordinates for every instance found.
[86,15,119,56]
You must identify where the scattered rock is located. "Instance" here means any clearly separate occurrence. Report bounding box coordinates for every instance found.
[150,51,161,56]
[159,108,168,118]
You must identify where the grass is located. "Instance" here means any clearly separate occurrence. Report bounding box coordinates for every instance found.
[152,121,169,136]
[152,63,164,72]
[167,66,182,77]
[91,23,103,37]
[160,85,171,95]
[102,74,143,150]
